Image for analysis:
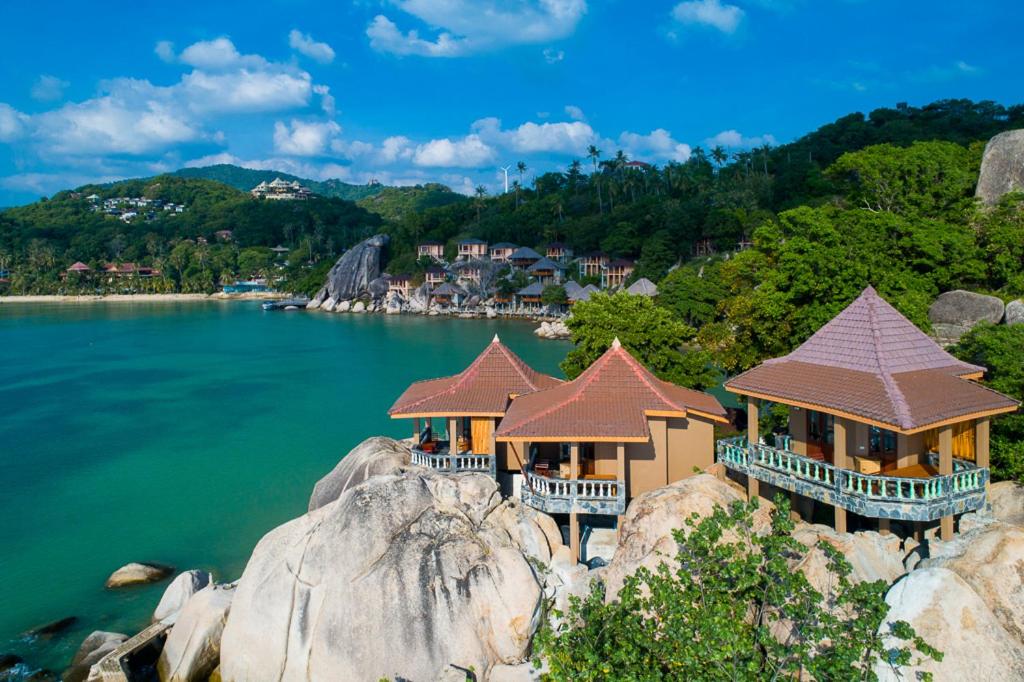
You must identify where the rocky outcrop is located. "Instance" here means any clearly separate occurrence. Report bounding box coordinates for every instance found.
[876,568,1024,681]
[105,562,174,588]
[63,631,127,682]
[221,472,554,681]
[976,129,1024,206]
[309,234,389,308]
[158,584,235,682]
[992,480,1024,525]
[534,319,570,340]
[308,436,411,512]
[791,524,905,592]
[1007,300,1024,326]
[928,289,1005,343]
[603,474,772,598]
[153,570,213,624]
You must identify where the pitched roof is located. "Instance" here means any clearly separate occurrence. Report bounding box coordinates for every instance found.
[431,282,465,296]
[496,338,728,441]
[726,286,1019,432]
[67,262,91,271]
[491,242,518,249]
[517,281,545,296]
[459,238,487,245]
[607,258,635,268]
[564,280,585,301]
[527,257,566,273]
[509,246,543,261]
[389,336,562,417]
[627,278,658,296]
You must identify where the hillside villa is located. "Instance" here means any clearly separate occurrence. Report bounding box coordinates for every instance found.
[602,259,635,289]
[458,238,488,260]
[430,282,466,307]
[425,267,446,287]
[578,252,609,279]
[526,257,566,286]
[720,287,1019,541]
[546,242,573,263]
[508,246,543,271]
[387,274,412,300]
[250,178,312,200]
[515,282,545,312]
[490,243,518,263]
[418,241,445,261]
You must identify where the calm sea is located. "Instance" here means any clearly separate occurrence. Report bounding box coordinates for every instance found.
[0,302,569,675]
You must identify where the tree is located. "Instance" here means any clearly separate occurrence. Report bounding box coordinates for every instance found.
[516,161,527,207]
[534,498,941,681]
[658,261,726,327]
[474,185,488,225]
[587,145,603,213]
[561,292,717,389]
[541,284,567,306]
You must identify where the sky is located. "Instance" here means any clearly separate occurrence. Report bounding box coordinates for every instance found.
[0,0,1020,206]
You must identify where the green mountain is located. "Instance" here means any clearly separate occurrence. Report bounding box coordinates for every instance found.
[357,183,468,222]
[173,164,386,202]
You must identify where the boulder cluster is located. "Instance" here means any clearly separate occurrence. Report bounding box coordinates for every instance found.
[927,289,1022,344]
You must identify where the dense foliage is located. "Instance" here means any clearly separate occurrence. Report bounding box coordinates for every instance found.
[173,164,385,202]
[535,498,941,681]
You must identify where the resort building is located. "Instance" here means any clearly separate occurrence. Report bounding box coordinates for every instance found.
[508,246,543,271]
[564,281,598,305]
[496,338,728,561]
[601,259,635,289]
[458,238,489,261]
[626,277,658,297]
[720,287,1019,541]
[455,263,485,287]
[250,178,312,200]
[102,263,161,278]
[65,262,91,275]
[526,257,566,286]
[389,336,561,477]
[490,243,518,263]
[515,282,545,311]
[694,238,716,257]
[418,241,445,261]
[425,267,447,287]
[430,282,466,307]
[578,252,608,279]
[546,242,574,264]
[387,274,413,300]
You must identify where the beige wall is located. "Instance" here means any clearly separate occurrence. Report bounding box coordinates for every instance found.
[593,443,618,476]
[788,407,807,455]
[666,416,716,482]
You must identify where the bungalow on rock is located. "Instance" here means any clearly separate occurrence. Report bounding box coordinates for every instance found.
[418,241,444,261]
[508,246,543,271]
[430,282,465,307]
[578,251,608,279]
[425,266,446,287]
[496,338,728,561]
[490,243,518,263]
[719,287,1019,541]
[388,336,561,477]
[527,257,565,286]
[387,274,412,300]
[515,282,545,311]
[602,258,634,289]
[457,238,488,261]
[546,242,573,264]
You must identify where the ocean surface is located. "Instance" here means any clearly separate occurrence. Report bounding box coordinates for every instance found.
[0,302,570,675]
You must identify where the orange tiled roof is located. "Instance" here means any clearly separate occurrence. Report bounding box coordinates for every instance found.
[496,339,727,441]
[388,337,561,417]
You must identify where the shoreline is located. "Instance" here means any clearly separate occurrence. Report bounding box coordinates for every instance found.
[0,292,291,304]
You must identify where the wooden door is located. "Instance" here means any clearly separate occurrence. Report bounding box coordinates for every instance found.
[471,417,494,455]
[805,411,834,463]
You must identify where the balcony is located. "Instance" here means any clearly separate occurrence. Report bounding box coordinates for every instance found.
[411,443,496,477]
[716,437,988,522]
[521,471,626,515]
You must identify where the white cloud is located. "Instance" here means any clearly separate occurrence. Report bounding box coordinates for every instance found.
[155,41,176,63]
[564,105,585,121]
[0,103,28,142]
[31,75,69,102]
[619,129,692,162]
[473,117,597,154]
[273,119,341,156]
[413,135,495,167]
[543,48,565,64]
[313,84,335,116]
[705,129,777,148]
[181,69,312,113]
[671,0,744,34]
[179,37,249,70]
[289,29,336,64]
[368,0,587,57]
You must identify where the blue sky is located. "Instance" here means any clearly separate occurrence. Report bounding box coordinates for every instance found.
[0,0,1019,205]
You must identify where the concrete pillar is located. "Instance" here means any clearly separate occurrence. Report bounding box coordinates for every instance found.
[878,518,890,535]
[413,417,421,442]
[789,491,801,522]
[834,417,849,534]
[617,442,627,535]
[746,397,760,502]
[977,418,991,507]
[570,512,580,563]
[448,417,458,450]
[939,425,954,541]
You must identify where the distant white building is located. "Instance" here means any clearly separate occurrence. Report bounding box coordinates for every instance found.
[251,178,312,201]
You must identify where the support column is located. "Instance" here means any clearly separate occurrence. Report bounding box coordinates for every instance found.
[834,417,848,534]
[746,397,760,502]
[617,442,626,536]
[878,518,890,535]
[448,417,458,450]
[940,425,954,541]
[413,417,421,442]
[570,443,580,563]
[977,417,991,508]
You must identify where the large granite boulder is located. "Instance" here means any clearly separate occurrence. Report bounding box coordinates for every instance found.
[977,129,1024,206]
[153,569,213,624]
[991,480,1024,526]
[928,290,1005,343]
[105,562,174,588]
[307,436,411,512]
[220,472,551,681]
[876,568,1024,681]
[918,522,1024,643]
[791,524,905,591]
[407,282,430,313]
[1007,300,1024,326]
[63,631,127,682]
[158,584,235,682]
[603,474,773,599]
[309,234,389,308]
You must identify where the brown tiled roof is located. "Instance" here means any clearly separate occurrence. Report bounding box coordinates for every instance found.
[726,287,1019,431]
[496,339,728,441]
[388,337,561,417]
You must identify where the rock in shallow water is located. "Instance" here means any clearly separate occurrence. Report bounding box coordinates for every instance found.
[105,562,174,588]
[24,616,77,638]
[63,631,127,682]
[221,471,550,681]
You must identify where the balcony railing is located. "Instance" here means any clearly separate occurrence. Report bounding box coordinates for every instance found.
[411,445,496,477]
[520,471,626,515]
[717,436,988,522]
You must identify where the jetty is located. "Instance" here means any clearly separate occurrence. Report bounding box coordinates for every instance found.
[261,297,310,311]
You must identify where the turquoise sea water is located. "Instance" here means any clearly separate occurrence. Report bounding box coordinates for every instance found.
[0,302,570,674]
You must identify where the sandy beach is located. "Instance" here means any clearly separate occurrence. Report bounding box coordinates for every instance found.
[0,292,291,304]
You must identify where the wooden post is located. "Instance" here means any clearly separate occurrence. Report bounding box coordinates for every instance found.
[940,425,954,541]
[570,443,580,563]
[448,417,458,450]
[413,417,421,442]
[878,518,890,535]
[746,397,760,502]
[977,417,991,507]
[834,417,848,534]
[617,442,626,538]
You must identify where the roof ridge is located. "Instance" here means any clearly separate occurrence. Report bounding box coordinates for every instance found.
[614,345,688,413]
[494,341,543,392]
[866,291,914,429]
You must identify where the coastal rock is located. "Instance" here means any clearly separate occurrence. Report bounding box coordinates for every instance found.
[153,569,213,624]
[308,436,411,512]
[603,474,773,598]
[928,290,1005,343]
[876,568,1024,681]
[337,300,351,313]
[408,283,430,313]
[486,306,497,319]
[976,129,1024,206]
[352,300,366,313]
[63,631,127,682]
[385,296,402,314]
[368,275,390,300]
[534,319,570,340]
[791,525,905,592]
[918,522,1024,642]
[220,472,545,681]
[310,234,390,307]
[0,654,23,673]
[25,616,78,639]
[158,584,235,682]
[105,562,174,588]
[991,480,1024,525]
[320,297,337,313]
[1007,300,1024,326]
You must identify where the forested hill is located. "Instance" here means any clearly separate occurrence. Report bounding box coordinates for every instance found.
[173,164,385,202]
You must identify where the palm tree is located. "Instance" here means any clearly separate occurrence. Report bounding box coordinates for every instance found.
[474,185,487,225]
[711,145,728,178]
[587,145,603,213]
[512,179,522,208]
[759,143,772,175]
[516,161,527,207]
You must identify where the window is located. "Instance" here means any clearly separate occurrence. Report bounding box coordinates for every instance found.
[869,426,897,456]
